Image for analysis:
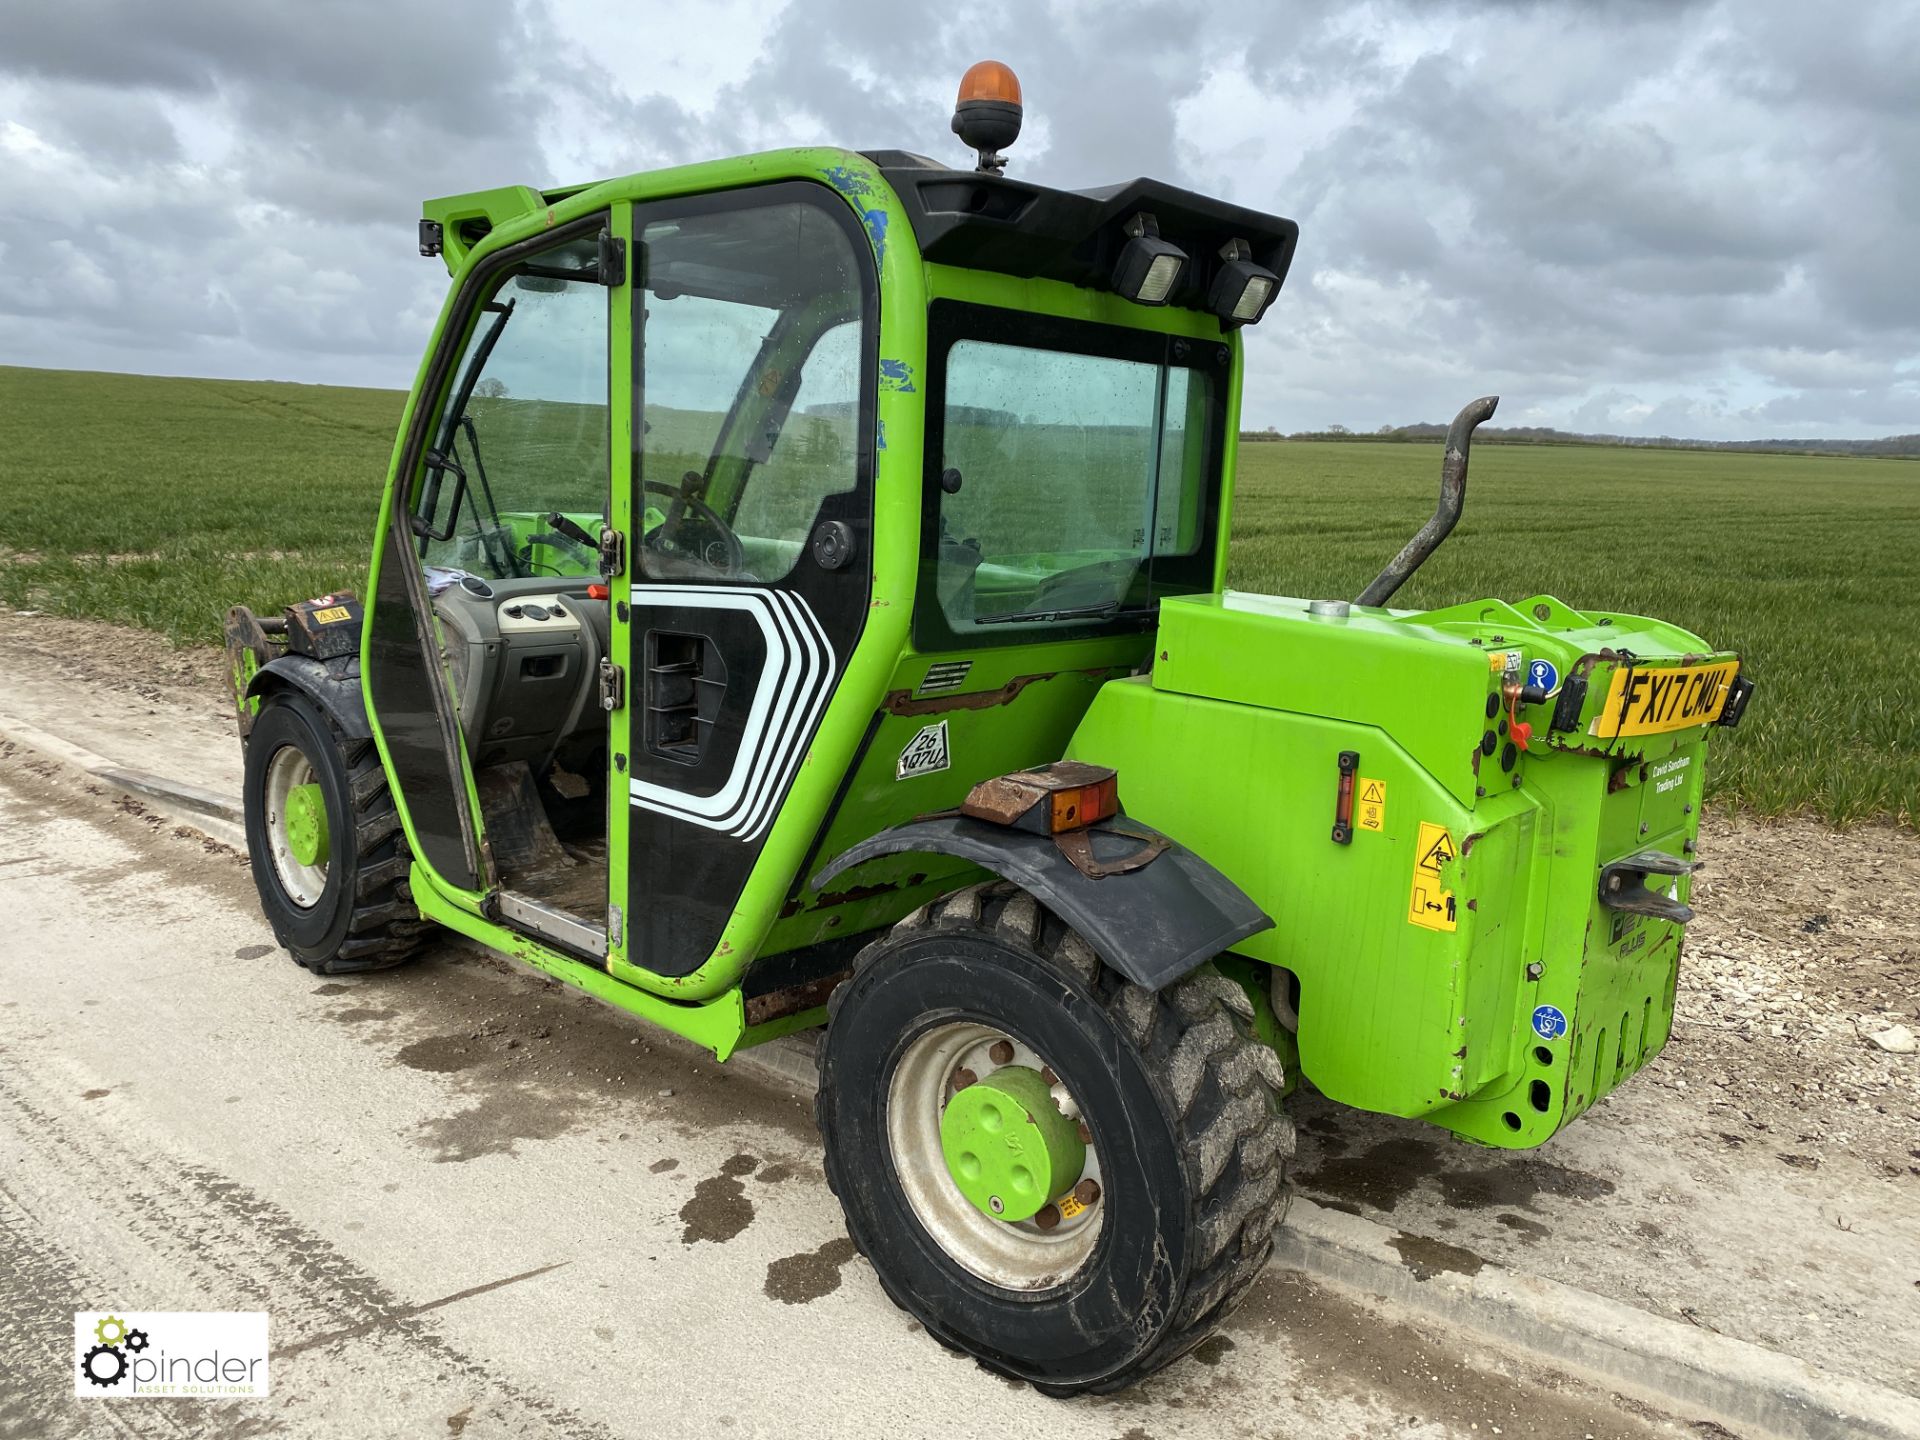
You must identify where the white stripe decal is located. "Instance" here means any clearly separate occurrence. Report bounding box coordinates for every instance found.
[731,590,833,841]
[626,584,838,842]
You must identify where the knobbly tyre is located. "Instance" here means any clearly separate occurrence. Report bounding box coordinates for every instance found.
[224,61,1755,1394]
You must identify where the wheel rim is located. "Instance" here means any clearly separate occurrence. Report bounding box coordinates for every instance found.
[887,1021,1105,1290]
[264,746,329,908]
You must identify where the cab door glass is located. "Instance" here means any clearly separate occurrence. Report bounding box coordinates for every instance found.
[636,203,862,583]
[416,234,610,582]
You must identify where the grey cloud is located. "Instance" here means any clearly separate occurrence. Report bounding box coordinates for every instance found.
[1,0,1916,439]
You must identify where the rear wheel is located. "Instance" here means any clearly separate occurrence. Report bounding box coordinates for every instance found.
[816,882,1293,1395]
[243,693,429,973]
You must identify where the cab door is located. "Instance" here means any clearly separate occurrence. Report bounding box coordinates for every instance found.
[617,183,878,978]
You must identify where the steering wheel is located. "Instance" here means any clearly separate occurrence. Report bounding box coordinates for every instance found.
[1024,557,1139,611]
[641,477,746,576]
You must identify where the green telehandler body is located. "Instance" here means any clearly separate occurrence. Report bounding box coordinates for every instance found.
[225,63,1751,1393]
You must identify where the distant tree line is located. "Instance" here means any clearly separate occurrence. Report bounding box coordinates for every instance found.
[1241,422,1920,458]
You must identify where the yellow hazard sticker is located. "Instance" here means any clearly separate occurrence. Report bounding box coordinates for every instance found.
[311,606,351,624]
[1356,777,1387,833]
[1407,820,1458,932]
[1057,1193,1086,1219]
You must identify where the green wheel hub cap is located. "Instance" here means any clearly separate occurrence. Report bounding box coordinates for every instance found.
[939,1065,1086,1223]
[284,782,330,868]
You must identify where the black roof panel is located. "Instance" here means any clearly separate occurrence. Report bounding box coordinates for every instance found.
[864,155,1299,315]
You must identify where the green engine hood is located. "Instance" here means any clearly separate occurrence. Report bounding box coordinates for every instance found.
[1151,591,1733,809]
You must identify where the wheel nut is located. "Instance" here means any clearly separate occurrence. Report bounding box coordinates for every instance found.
[1040,1065,1058,1085]
[988,1195,1005,1215]
[1077,1120,1092,1144]
[988,1040,1014,1065]
[1033,1203,1062,1231]
[1073,1178,1101,1207]
[951,1066,977,1091]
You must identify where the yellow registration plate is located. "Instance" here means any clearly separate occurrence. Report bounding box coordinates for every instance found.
[1589,660,1740,738]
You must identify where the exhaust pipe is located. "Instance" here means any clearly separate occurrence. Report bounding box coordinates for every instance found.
[1356,395,1499,608]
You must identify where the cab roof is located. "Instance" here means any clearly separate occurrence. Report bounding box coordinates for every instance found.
[420,148,1298,315]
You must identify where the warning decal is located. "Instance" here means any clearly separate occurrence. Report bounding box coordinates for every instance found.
[1407,820,1459,932]
[1356,777,1387,833]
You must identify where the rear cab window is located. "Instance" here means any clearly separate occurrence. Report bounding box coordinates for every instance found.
[916,301,1227,651]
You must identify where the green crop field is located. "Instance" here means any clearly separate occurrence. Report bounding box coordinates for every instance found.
[2,364,1915,826]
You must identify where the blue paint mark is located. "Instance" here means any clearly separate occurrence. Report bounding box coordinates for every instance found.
[1531,1005,1568,1041]
[876,419,888,451]
[823,165,867,196]
[822,165,888,263]
[878,358,916,393]
[862,206,888,263]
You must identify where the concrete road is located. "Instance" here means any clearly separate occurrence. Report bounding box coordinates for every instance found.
[0,753,1686,1440]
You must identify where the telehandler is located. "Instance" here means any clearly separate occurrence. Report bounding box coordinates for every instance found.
[226,62,1752,1392]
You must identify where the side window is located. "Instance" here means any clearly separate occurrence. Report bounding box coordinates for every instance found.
[637,201,864,583]
[933,338,1215,634]
[417,233,610,581]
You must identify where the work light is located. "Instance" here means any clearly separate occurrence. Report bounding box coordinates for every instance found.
[1208,239,1281,326]
[1112,213,1187,306]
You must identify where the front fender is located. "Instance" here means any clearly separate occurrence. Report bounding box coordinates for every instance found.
[815,816,1272,991]
[245,654,371,741]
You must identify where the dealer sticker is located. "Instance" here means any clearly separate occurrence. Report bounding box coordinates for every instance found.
[896,721,950,780]
[1532,1004,1569,1041]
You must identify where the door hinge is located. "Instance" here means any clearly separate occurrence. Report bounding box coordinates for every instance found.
[607,904,624,948]
[598,524,625,578]
[598,230,626,287]
[598,658,626,712]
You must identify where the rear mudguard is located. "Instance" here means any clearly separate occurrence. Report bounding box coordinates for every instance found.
[244,654,371,742]
[814,816,1272,991]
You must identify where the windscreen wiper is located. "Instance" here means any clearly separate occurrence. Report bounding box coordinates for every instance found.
[974,601,1150,626]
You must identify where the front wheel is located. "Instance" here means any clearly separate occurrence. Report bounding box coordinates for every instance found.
[816,882,1293,1395]
[242,693,429,973]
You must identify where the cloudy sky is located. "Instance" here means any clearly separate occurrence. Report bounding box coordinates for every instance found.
[2,0,1915,437]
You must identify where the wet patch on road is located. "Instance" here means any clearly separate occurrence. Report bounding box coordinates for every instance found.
[312,982,354,995]
[235,944,274,960]
[1388,1232,1487,1280]
[649,1157,679,1174]
[396,1033,488,1074]
[1293,1135,1440,1212]
[763,1236,857,1303]
[1293,1123,1615,1221]
[1496,1212,1549,1243]
[80,1088,111,1101]
[1191,1334,1236,1365]
[415,1086,594,1164]
[1434,1157,1615,1212]
[681,1153,759,1244]
[331,1006,399,1025]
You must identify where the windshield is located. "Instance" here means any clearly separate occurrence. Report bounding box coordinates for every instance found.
[924,305,1223,645]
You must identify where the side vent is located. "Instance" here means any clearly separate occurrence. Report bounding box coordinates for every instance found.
[645,630,727,764]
